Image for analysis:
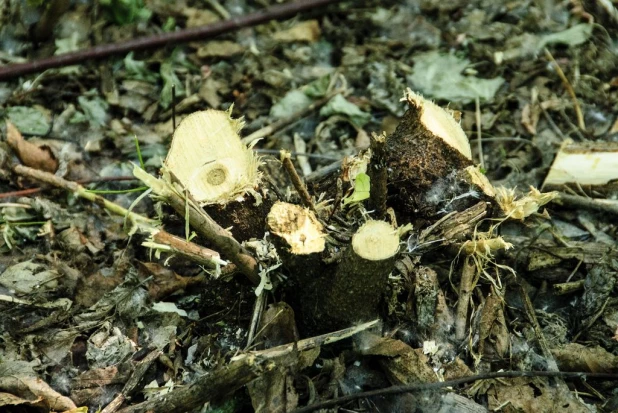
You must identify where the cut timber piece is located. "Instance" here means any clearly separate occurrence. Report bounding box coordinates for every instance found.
[164,108,260,205]
[383,89,474,216]
[542,139,618,195]
[267,201,325,254]
[321,220,400,330]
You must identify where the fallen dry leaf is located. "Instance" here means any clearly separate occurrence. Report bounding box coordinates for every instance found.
[6,120,58,173]
[0,376,76,411]
[273,20,321,43]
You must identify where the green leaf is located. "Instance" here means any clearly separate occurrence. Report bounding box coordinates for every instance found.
[538,24,593,50]
[407,51,504,103]
[5,106,51,135]
[159,61,183,109]
[124,52,158,82]
[102,0,152,25]
[320,94,371,128]
[162,17,176,32]
[303,74,331,98]
[270,90,313,119]
[76,94,109,127]
[342,172,371,206]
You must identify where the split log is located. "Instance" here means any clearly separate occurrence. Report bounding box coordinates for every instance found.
[542,139,618,196]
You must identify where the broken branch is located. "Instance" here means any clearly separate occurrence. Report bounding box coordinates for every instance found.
[134,166,260,284]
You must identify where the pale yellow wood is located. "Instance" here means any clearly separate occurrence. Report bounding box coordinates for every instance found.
[164,109,259,205]
[267,201,325,254]
[352,220,399,261]
[403,88,472,160]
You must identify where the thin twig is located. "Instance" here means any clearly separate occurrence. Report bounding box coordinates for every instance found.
[242,89,345,145]
[455,256,477,341]
[573,297,610,342]
[134,166,260,285]
[475,96,485,170]
[13,164,153,225]
[553,279,584,295]
[205,0,231,20]
[0,0,346,81]
[554,193,618,216]
[0,175,139,199]
[291,370,618,413]
[245,291,267,349]
[518,282,571,393]
[101,349,162,413]
[544,48,586,132]
[280,150,316,212]
[368,132,387,218]
[145,229,227,269]
[254,149,338,161]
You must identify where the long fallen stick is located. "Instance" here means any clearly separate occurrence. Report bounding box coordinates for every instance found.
[0,0,345,80]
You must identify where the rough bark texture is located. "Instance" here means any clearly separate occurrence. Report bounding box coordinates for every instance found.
[204,191,274,242]
[288,221,399,334]
[116,356,265,413]
[383,101,473,218]
[319,242,397,331]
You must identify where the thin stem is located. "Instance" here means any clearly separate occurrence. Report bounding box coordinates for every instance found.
[280,150,316,212]
[13,164,153,225]
[291,370,618,413]
[475,96,485,170]
[544,48,586,132]
[242,89,345,145]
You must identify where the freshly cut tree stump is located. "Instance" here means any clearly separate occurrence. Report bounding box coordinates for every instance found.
[308,89,493,222]
[266,201,327,283]
[164,108,260,205]
[267,201,325,255]
[267,200,400,333]
[383,89,474,217]
[319,220,400,330]
[164,108,270,241]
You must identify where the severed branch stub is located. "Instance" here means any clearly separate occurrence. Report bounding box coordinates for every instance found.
[368,132,388,218]
[280,150,317,212]
[281,219,401,333]
[267,201,399,333]
[144,229,227,269]
[134,167,260,285]
[308,89,492,223]
[383,89,474,217]
[267,201,325,255]
[321,220,400,329]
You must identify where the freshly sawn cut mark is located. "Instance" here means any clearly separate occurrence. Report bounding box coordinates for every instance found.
[164,108,260,205]
[267,201,325,255]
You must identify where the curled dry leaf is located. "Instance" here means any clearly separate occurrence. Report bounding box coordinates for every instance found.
[6,121,58,173]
